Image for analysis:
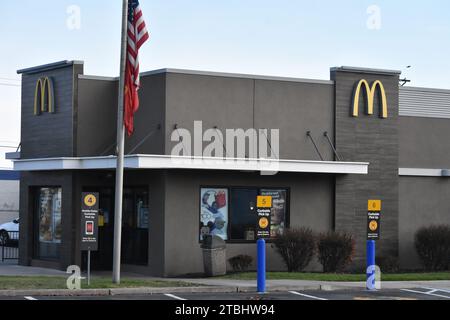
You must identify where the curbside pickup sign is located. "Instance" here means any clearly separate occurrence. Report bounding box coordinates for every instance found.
[367,200,381,240]
[80,192,99,251]
[256,196,272,239]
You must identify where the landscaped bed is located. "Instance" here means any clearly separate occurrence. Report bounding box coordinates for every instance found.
[218,272,450,282]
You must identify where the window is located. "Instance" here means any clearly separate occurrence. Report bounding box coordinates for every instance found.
[200,188,229,241]
[260,189,288,238]
[35,187,62,260]
[199,187,288,242]
[122,187,149,265]
[230,188,258,241]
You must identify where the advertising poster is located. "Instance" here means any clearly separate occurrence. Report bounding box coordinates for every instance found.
[260,189,287,238]
[200,188,228,241]
[38,188,62,244]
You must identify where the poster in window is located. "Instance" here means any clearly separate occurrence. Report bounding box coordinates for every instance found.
[260,189,287,238]
[138,206,149,229]
[38,188,62,244]
[200,188,228,241]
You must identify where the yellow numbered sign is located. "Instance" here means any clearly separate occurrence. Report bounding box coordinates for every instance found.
[368,200,381,212]
[84,194,97,207]
[257,196,272,208]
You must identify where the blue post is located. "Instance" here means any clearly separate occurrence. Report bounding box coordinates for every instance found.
[257,238,266,294]
[366,240,376,290]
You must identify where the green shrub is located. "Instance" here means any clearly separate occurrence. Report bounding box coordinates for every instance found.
[228,255,253,272]
[273,228,315,272]
[376,255,400,273]
[414,225,450,271]
[317,232,355,273]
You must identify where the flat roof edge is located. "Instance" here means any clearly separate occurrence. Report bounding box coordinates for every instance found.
[79,75,118,81]
[17,60,84,75]
[141,68,335,85]
[331,66,402,76]
[400,86,450,95]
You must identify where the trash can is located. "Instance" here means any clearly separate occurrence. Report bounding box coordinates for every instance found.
[201,235,226,277]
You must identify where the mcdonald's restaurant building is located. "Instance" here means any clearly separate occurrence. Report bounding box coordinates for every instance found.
[8,60,450,276]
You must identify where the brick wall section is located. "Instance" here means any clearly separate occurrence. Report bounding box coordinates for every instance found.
[20,64,83,159]
[331,69,400,268]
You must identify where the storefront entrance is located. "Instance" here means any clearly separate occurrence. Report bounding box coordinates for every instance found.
[81,187,149,270]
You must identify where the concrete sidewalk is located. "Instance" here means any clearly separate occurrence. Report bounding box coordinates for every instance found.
[0,264,66,276]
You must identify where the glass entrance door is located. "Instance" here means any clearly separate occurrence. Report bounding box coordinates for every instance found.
[82,187,149,270]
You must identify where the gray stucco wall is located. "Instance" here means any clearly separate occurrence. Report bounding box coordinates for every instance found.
[399,116,450,169]
[77,79,118,157]
[125,74,166,155]
[331,68,400,268]
[165,73,335,160]
[76,74,166,157]
[399,176,450,269]
[163,170,334,276]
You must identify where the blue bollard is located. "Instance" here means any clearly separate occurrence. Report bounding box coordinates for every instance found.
[257,238,266,294]
[366,240,376,290]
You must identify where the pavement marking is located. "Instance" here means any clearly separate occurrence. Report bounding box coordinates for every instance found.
[24,296,38,301]
[421,287,450,294]
[288,291,328,301]
[401,289,450,300]
[164,293,187,301]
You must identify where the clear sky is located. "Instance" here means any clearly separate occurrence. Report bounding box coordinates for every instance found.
[1,0,450,168]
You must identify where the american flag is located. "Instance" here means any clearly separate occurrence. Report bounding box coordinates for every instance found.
[124,0,150,136]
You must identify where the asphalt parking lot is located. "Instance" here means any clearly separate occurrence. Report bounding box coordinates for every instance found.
[2,287,449,301]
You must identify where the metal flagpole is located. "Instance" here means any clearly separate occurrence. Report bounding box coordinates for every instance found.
[112,0,129,284]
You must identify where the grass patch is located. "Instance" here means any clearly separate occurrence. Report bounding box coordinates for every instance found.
[0,276,197,290]
[219,272,450,282]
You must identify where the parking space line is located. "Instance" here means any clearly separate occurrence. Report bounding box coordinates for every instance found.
[401,289,450,299]
[288,291,328,301]
[24,296,38,301]
[421,287,450,294]
[164,293,187,301]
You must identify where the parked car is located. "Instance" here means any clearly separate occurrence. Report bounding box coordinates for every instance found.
[0,218,19,245]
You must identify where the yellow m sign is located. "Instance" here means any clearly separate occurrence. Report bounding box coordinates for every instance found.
[352,79,388,119]
[34,77,55,115]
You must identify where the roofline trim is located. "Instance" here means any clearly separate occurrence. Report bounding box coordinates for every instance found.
[17,60,84,75]
[399,168,450,177]
[12,154,369,175]
[331,66,402,76]
[78,75,118,81]
[141,68,335,85]
[399,86,450,95]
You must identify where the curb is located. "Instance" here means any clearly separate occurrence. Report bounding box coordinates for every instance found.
[0,285,343,297]
[109,286,238,296]
[0,289,110,297]
[0,286,237,297]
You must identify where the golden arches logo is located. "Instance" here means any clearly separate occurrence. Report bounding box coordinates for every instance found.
[34,77,55,115]
[352,79,388,119]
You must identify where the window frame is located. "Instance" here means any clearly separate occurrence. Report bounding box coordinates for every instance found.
[198,185,290,244]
